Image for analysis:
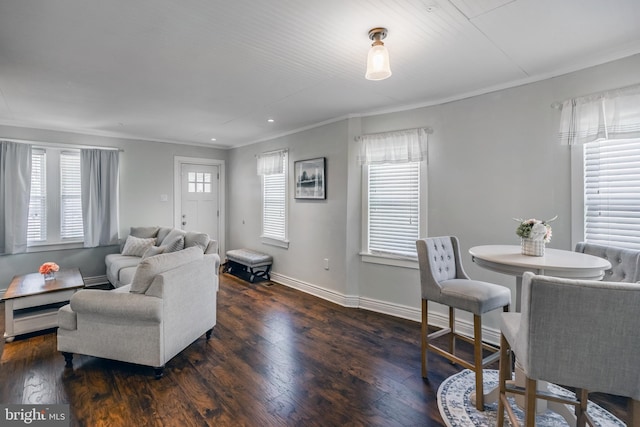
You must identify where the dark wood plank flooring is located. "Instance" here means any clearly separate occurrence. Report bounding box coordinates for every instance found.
[0,273,628,426]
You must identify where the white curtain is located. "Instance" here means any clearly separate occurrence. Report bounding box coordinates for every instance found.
[0,141,31,254]
[257,149,286,175]
[558,83,640,145]
[81,149,120,247]
[358,128,428,165]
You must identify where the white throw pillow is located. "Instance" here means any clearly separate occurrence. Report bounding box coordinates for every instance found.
[121,236,157,257]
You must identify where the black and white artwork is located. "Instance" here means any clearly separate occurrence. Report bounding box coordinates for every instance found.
[294,157,326,199]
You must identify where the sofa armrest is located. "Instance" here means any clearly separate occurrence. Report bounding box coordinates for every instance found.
[70,289,162,322]
[205,253,221,273]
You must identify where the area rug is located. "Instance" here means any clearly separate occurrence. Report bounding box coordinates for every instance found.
[437,369,623,427]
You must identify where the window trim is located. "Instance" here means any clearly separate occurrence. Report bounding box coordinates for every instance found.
[360,159,427,268]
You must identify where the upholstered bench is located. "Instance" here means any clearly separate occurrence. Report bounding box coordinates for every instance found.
[224,249,273,282]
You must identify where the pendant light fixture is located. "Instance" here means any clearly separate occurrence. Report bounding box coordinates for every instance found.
[365,27,392,81]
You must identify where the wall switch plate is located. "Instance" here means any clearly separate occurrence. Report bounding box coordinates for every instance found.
[323,258,329,270]
[160,194,168,202]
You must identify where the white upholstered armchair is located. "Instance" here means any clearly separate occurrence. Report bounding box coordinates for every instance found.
[57,247,219,378]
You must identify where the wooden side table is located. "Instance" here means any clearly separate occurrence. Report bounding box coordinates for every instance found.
[1,268,85,342]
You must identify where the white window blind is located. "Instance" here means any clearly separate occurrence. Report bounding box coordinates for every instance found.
[27,149,47,242]
[262,152,287,241]
[60,151,83,239]
[584,138,640,249]
[368,162,420,257]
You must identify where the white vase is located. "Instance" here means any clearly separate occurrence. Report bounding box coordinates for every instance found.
[521,237,545,256]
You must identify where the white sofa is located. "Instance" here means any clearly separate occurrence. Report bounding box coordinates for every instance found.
[57,246,219,378]
[105,226,218,287]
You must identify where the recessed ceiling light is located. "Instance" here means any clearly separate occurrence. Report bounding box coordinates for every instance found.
[267,119,275,123]
[210,138,217,141]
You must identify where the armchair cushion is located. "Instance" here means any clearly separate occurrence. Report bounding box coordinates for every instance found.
[130,246,204,294]
[71,289,163,322]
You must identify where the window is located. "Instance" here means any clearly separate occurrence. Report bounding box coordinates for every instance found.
[575,138,640,249]
[359,128,428,267]
[363,161,423,262]
[188,172,212,193]
[261,150,288,247]
[27,149,46,241]
[28,148,83,246]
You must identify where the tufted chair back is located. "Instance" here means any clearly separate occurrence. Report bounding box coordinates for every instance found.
[416,236,469,300]
[575,242,640,282]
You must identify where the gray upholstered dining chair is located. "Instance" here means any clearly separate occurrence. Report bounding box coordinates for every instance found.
[574,241,640,282]
[497,272,640,426]
[416,236,511,411]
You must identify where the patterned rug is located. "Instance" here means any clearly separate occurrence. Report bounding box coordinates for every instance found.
[437,369,623,427]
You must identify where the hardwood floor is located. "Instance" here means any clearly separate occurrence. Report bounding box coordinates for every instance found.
[0,273,628,426]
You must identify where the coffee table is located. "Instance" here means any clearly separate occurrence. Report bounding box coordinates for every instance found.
[2,268,85,342]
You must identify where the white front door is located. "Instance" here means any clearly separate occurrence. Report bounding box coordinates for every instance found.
[180,163,219,241]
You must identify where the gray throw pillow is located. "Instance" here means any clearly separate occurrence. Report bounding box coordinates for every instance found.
[130,226,159,238]
[130,246,204,294]
[156,227,173,245]
[121,236,157,257]
[161,229,186,253]
[141,245,165,260]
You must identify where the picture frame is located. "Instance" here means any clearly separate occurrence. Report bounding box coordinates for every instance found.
[294,157,326,199]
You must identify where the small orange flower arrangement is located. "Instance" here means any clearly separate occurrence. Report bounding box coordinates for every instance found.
[39,262,60,275]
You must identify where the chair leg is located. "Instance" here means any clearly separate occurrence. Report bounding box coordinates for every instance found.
[524,377,537,426]
[421,299,428,379]
[575,388,588,427]
[630,398,640,427]
[497,333,510,426]
[449,306,456,357]
[473,314,484,411]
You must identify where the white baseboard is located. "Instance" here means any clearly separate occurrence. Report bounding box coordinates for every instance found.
[270,272,360,308]
[270,272,501,346]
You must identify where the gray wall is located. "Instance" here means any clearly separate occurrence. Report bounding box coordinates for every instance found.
[226,53,640,334]
[0,125,226,290]
[227,120,350,296]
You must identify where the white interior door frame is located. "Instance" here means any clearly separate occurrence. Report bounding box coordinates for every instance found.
[174,156,226,257]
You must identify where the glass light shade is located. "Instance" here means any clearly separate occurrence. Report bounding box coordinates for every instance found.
[365,44,392,80]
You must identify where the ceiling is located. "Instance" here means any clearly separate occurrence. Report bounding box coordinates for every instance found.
[1,0,639,149]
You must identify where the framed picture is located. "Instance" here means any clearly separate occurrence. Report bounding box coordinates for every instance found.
[294,157,326,199]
